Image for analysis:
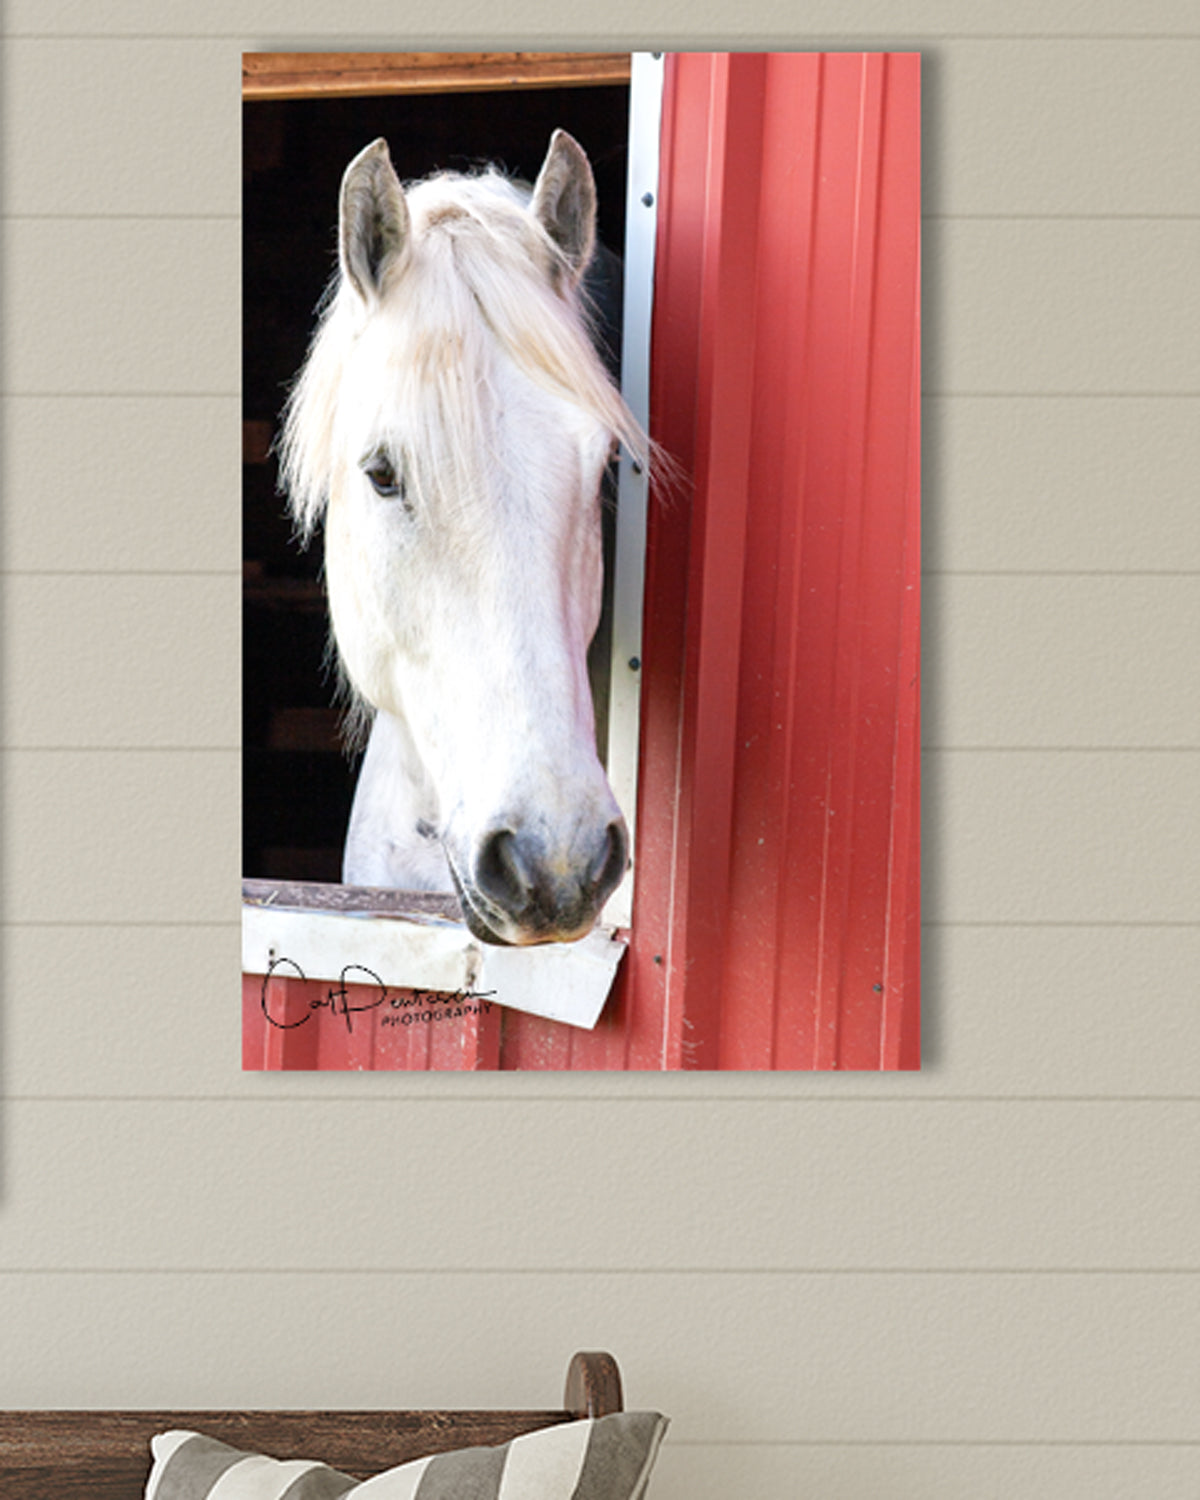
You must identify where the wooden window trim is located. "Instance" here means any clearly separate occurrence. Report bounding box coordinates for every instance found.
[243,877,461,922]
[242,51,632,102]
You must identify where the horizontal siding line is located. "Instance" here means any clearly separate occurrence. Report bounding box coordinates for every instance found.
[0,747,241,754]
[3,32,1200,43]
[1,750,1196,758]
[0,213,239,222]
[919,746,1200,753]
[646,1439,1200,1448]
[3,212,1198,222]
[8,746,1200,755]
[4,392,1195,402]
[6,391,1200,400]
[2,574,1197,587]
[8,392,1200,403]
[0,920,238,929]
[0,1266,1196,1277]
[926,213,1200,221]
[924,919,1198,927]
[3,569,1197,580]
[8,1094,1198,1105]
[0,32,258,38]
[923,569,1200,577]
[923,392,1200,399]
[924,393,1200,399]
[921,746,1200,754]
[0,393,238,399]
[3,919,1195,930]
[645,1436,1199,1446]
[0,569,240,578]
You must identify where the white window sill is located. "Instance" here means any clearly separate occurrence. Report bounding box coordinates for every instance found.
[242,880,627,1030]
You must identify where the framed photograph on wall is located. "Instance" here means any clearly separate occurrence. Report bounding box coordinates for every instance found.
[241,51,921,1071]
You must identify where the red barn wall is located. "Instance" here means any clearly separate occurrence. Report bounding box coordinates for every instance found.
[511,51,921,1070]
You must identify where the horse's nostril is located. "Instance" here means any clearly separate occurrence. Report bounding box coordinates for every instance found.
[474,828,531,907]
[588,819,629,898]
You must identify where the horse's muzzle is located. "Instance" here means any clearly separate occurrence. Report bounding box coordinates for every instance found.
[459,816,629,945]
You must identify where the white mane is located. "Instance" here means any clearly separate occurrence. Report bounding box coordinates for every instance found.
[279,167,647,544]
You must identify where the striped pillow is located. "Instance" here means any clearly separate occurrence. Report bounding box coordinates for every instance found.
[146,1411,668,1500]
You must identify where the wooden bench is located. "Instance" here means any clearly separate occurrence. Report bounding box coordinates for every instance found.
[0,1350,623,1499]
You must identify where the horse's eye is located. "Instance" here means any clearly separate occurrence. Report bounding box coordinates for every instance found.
[363,456,402,498]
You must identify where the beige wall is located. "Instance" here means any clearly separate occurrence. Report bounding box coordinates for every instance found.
[2,4,1197,1496]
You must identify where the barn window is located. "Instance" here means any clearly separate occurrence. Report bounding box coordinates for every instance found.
[242,53,663,1036]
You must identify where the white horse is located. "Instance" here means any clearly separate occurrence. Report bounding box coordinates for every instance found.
[279,131,647,947]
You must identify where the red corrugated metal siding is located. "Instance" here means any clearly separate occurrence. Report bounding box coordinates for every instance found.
[242,51,921,1070]
[617,51,920,1069]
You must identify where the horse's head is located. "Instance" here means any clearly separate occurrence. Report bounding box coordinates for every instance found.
[281,132,646,946]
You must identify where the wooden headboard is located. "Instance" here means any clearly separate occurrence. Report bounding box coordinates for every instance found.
[0,1350,623,1500]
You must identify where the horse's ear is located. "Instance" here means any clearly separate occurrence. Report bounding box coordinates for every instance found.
[339,138,410,303]
[530,129,596,285]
